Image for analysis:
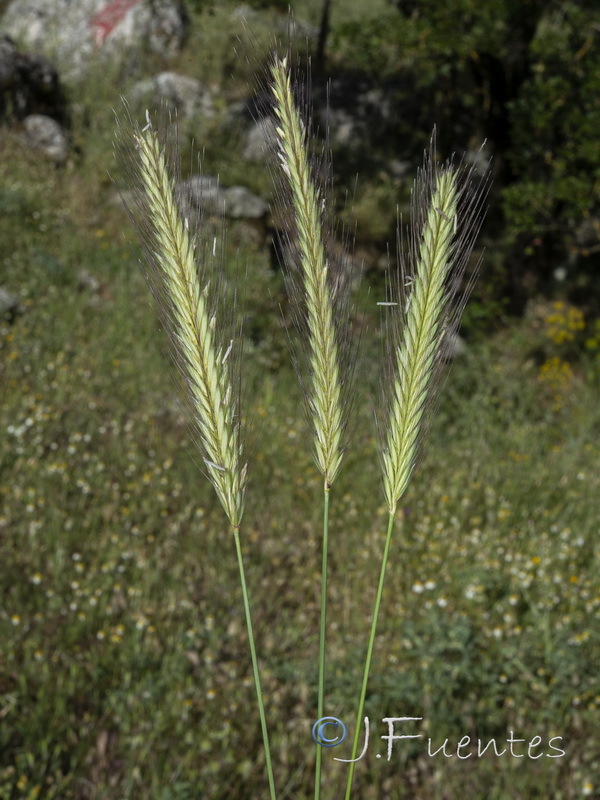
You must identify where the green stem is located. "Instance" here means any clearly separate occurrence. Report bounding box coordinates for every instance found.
[314,483,331,800]
[232,526,277,800]
[344,510,396,800]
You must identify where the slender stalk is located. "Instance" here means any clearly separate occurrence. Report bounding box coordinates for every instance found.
[233,526,278,800]
[314,483,330,800]
[117,113,277,798]
[344,510,395,799]
[345,168,457,798]
[343,145,487,796]
[270,57,352,799]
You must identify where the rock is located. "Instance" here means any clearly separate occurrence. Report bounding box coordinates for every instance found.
[77,270,102,294]
[130,72,214,120]
[231,5,260,22]
[224,99,248,124]
[277,17,319,40]
[322,106,358,149]
[221,186,269,219]
[179,175,268,220]
[243,116,277,162]
[388,159,412,178]
[314,76,396,152]
[22,114,69,163]
[1,0,189,82]
[442,332,467,360]
[132,0,188,56]
[0,288,20,323]
[229,6,318,37]
[465,139,494,176]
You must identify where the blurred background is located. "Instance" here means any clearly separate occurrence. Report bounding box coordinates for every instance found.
[0,1,598,798]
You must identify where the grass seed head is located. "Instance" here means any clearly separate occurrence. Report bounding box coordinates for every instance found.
[114,108,246,527]
[381,136,490,514]
[268,55,357,488]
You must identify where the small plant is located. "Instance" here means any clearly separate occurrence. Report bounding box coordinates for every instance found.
[545,301,585,346]
[116,50,488,799]
[115,109,277,799]
[344,134,488,798]
[269,55,356,800]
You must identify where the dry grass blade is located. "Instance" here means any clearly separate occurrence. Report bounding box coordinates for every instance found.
[116,110,246,527]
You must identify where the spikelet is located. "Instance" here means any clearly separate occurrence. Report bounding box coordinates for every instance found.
[270,56,347,487]
[381,142,489,514]
[116,111,246,527]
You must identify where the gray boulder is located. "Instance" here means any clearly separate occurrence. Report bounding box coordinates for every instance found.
[179,175,268,220]
[231,5,260,22]
[277,16,319,39]
[243,116,277,162]
[130,72,214,120]
[318,81,394,152]
[22,114,69,163]
[2,0,189,82]
[442,332,467,360]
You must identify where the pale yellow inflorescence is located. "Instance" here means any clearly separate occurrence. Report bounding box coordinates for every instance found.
[270,57,343,487]
[382,169,458,514]
[134,123,245,527]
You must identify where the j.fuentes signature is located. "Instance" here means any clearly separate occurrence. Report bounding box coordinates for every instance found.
[311,717,566,762]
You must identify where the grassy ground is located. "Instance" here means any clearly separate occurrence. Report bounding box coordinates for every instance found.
[1,3,599,799]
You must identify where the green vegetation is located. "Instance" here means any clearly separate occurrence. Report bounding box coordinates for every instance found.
[1,2,599,799]
[331,0,600,303]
